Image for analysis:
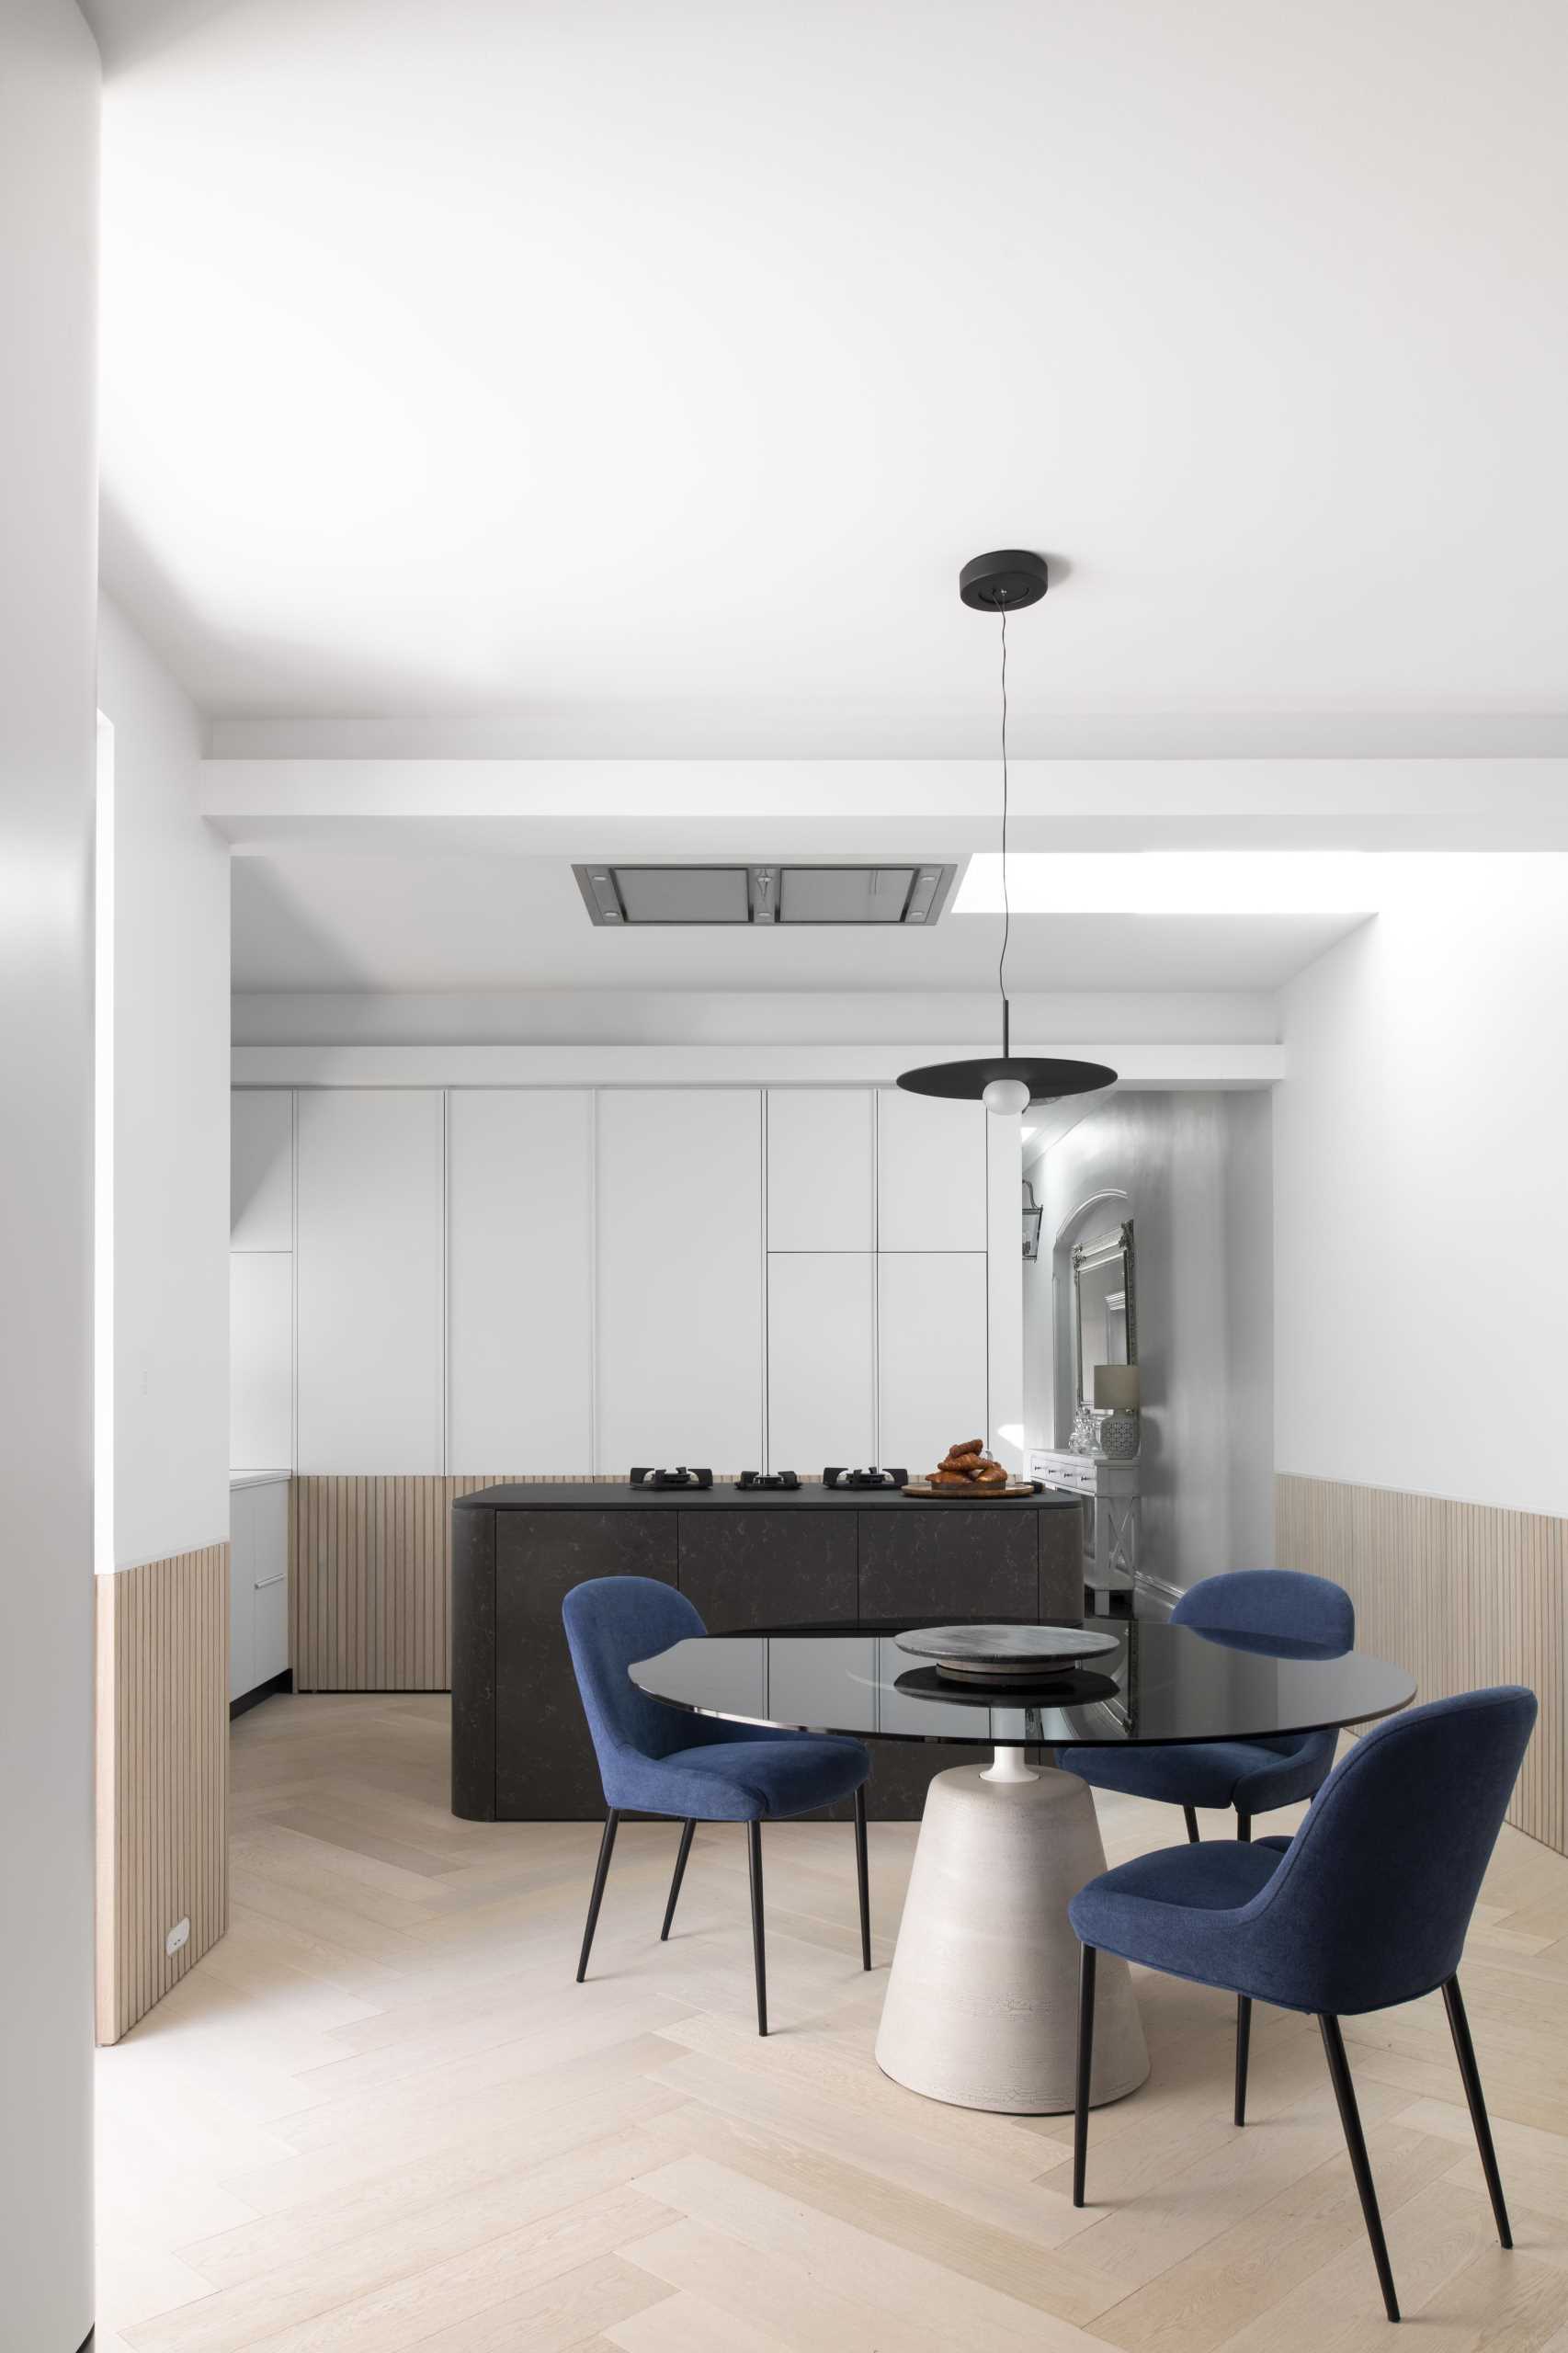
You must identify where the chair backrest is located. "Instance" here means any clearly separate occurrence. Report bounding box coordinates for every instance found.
[1173,1568,1354,1654]
[562,1575,710,1777]
[1238,1687,1537,2013]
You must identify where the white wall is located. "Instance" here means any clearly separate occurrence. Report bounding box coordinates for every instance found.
[1024,1092,1275,1589]
[1275,860,1568,1518]
[0,3,98,2340]
[100,594,231,1565]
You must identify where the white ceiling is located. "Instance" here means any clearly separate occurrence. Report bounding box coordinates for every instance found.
[93,0,1568,752]
[229,850,1365,994]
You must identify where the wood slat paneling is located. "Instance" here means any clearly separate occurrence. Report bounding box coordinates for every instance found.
[1277,1473,1567,1858]
[94,1543,229,2044]
[290,1474,626,1691]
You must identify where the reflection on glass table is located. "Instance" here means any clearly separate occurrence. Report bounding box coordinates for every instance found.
[630,1620,1414,2119]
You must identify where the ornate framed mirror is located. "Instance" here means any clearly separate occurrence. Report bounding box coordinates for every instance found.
[1072,1221,1136,1406]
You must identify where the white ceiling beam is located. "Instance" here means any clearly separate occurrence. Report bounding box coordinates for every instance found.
[200,756,1568,857]
[232,1040,1283,1090]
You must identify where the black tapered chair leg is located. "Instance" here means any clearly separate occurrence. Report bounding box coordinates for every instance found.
[1319,2015,1400,2322]
[576,1810,619,1984]
[1236,1811,1252,1843]
[1184,1805,1200,1843]
[747,1820,768,2036]
[661,1818,696,1942]
[1442,1975,1513,2249]
[853,1784,872,1970]
[1073,1944,1097,2207]
[1234,1995,1252,2126]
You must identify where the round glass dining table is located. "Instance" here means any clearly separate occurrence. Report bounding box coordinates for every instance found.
[631,1620,1415,2118]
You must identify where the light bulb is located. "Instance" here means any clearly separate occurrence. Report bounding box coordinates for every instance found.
[983,1075,1031,1118]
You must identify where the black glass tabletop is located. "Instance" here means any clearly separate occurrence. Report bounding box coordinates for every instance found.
[629,1620,1416,1749]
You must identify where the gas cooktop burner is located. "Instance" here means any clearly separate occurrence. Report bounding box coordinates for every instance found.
[630,1466,713,1490]
[735,1470,801,1491]
[822,1466,909,1490]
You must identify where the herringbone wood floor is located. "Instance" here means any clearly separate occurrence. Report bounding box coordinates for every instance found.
[96,1694,1568,2352]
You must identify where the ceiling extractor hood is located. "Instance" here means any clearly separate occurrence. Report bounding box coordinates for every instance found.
[573,863,956,927]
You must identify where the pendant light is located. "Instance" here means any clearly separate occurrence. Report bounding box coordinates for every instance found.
[896,551,1117,1114]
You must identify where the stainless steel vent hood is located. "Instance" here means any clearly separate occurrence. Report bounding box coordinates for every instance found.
[573,864,955,926]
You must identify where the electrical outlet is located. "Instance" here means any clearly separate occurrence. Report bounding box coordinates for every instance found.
[165,1917,190,1958]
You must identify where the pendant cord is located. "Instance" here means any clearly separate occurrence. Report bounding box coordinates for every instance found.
[998,603,1010,1054]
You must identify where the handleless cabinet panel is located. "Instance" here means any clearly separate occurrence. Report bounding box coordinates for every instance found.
[494,1511,677,1818]
[447,1089,594,1472]
[876,1089,987,1252]
[231,1252,293,1470]
[766,1089,874,1251]
[596,1090,763,1475]
[767,1253,875,1475]
[251,1479,290,1685]
[876,1251,988,1477]
[231,1089,293,1250]
[676,1509,857,1632]
[228,1489,256,1702]
[857,1506,1039,1620]
[296,1089,445,1474]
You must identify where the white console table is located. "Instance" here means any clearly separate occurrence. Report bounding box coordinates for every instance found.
[1029,1448,1139,1612]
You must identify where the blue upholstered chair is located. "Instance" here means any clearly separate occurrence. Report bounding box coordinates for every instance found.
[1062,1569,1355,1841]
[562,1576,873,2034]
[1069,1687,1538,2324]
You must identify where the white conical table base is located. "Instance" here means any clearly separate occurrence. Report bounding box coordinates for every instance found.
[875,1760,1150,2114]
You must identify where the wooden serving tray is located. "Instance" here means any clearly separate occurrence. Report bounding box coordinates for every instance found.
[903,1480,1038,1499]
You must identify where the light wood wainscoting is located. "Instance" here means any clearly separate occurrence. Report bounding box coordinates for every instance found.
[94,1543,230,2044]
[290,1475,619,1691]
[1277,1473,1567,1858]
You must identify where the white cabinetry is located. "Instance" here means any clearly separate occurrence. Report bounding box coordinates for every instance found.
[230,1254,293,1468]
[231,1089,295,1469]
[597,1090,764,1472]
[230,1472,290,1702]
[766,1090,874,1250]
[877,1089,987,1252]
[230,1076,999,1490]
[1030,1448,1139,1608]
[447,1089,594,1470]
[296,1090,445,1474]
[767,1252,875,1472]
[231,1090,293,1250]
[877,1252,988,1472]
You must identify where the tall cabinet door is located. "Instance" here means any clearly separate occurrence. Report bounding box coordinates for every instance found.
[230,1253,293,1468]
[766,1090,874,1251]
[877,1252,989,1473]
[768,1253,875,1474]
[231,1090,293,1250]
[447,1090,594,1472]
[597,1090,763,1472]
[877,1089,987,1251]
[295,1090,445,1473]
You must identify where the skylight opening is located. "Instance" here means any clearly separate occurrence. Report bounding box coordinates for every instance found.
[952,852,1388,916]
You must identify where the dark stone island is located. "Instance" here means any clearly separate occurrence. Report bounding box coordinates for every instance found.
[450,1482,1086,1821]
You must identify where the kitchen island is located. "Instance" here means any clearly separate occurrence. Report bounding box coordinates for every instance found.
[450,1481,1086,1819]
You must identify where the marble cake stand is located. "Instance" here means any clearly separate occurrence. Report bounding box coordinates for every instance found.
[874,1752,1150,2115]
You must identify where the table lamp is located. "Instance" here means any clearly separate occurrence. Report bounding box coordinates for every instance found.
[1093,1364,1141,1459]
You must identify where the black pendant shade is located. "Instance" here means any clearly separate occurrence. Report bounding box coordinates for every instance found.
[896,1054,1117,1106]
[895,548,1119,1112]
